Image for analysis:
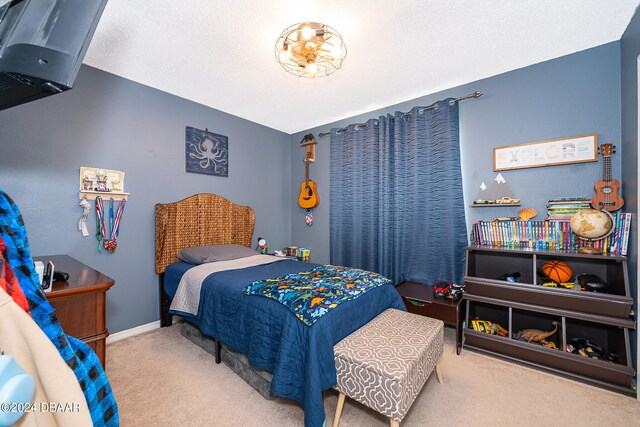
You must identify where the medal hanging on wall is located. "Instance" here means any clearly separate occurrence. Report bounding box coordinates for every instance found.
[95,196,126,253]
[95,196,106,252]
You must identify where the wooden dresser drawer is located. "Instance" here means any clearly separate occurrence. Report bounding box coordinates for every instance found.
[49,293,98,339]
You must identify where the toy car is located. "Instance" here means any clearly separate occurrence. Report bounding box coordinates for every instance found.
[496,197,521,204]
[433,281,452,298]
[447,283,465,301]
[433,282,465,301]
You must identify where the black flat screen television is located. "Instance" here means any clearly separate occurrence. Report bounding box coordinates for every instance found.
[0,0,107,111]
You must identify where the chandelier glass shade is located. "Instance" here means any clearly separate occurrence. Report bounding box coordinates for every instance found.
[274,22,347,78]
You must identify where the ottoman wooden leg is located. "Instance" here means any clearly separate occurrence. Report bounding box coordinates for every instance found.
[435,362,443,384]
[333,392,346,427]
[390,419,400,427]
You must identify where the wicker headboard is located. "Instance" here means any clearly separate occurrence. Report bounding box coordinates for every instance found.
[154,193,255,273]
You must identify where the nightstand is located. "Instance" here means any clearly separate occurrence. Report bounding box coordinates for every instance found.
[34,255,114,368]
[395,281,463,354]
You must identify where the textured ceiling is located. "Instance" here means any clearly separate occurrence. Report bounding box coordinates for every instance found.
[84,0,639,134]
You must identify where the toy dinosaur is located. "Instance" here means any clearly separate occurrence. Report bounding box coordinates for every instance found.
[513,321,558,343]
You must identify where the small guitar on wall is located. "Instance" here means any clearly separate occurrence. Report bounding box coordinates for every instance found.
[591,143,624,212]
[298,133,320,209]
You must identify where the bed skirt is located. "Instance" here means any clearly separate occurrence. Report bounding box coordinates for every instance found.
[180,322,276,400]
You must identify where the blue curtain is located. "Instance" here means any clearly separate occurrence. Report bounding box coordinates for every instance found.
[330,99,467,284]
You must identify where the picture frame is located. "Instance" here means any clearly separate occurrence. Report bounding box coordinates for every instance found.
[493,133,598,171]
[185,126,229,177]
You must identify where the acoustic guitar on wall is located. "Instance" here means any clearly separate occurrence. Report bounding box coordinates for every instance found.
[590,143,624,212]
[298,134,320,209]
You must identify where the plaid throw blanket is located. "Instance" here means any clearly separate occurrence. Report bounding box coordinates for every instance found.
[0,189,119,426]
[0,238,30,314]
[244,265,392,326]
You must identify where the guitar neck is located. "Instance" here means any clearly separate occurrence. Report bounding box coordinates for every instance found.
[603,155,611,182]
[305,158,310,184]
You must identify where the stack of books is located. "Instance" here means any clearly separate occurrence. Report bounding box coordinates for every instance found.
[470,214,632,255]
[608,212,632,255]
[546,198,591,221]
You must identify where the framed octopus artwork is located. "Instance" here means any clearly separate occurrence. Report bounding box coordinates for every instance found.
[185,126,229,177]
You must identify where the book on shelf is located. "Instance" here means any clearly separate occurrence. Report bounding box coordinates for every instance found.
[546,197,592,203]
[470,213,631,255]
[546,197,591,221]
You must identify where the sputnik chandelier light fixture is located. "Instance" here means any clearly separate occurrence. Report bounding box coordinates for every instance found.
[274,22,347,78]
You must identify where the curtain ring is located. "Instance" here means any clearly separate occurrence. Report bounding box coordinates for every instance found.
[418,108,425,115]
[374,120,379,126]
[433,103,439,110]
[335,129,342,135]
[449,99,456,106]
[354,124,360,130]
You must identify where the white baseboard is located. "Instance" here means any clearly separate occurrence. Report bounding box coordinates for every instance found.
[107,316,182,344]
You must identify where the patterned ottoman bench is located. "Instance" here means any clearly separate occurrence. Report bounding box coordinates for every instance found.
[333,308,444,427]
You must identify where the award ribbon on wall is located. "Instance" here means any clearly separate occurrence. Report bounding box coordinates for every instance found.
[103,198,126,253]
[305,209,313,226]
[95,196,107,252]
[95,196,126,253]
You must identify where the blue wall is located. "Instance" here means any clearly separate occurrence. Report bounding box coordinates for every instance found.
[290,42,622,266]
[0,38,631,343]
[621,5,640,382]
[0,66,292,333]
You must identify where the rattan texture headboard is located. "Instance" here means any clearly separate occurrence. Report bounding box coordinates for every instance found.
[154,193,256,273]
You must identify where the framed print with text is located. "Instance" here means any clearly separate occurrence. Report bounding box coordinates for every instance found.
[493,133,598,171]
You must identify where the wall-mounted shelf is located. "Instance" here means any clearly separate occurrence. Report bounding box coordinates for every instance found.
[470,203,521,207]
[80,191,129,201]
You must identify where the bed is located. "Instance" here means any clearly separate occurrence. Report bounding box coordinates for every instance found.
[154,193,405,427]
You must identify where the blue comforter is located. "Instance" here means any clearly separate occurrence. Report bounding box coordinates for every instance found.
[170,260,405,427]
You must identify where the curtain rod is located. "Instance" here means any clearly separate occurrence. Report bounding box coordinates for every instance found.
[317,91,482,138]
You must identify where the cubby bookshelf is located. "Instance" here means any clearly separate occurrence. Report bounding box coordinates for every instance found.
[462,246,636,396]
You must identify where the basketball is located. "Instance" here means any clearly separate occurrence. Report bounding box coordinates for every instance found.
[541,260,572,283]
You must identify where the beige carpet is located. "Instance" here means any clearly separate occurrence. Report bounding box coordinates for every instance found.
[107,324,640,426]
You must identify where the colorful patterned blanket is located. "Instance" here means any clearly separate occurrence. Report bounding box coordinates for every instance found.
[0,189,118,426]
[244,265,392,326]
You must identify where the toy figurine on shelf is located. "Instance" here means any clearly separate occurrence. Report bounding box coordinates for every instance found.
[513,321,560,351]
[513,321,558,343]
